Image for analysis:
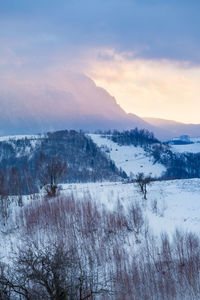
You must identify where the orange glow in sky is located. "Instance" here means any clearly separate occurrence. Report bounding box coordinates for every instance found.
[87,49,200,124]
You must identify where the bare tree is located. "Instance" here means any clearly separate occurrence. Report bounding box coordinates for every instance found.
[127,202,144,241]
[0,239,111,300]
[39,156,67,198]
[0,170,10,224]
[135,172,152,200]
[8,167,23,206]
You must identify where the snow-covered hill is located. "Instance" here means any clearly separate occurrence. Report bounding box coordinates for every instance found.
[61,179,200,236]
[2,178,200,299]
[2,178,200,257]
[171,143,200,153]
[0,131,124,195]
[170,136,200,153]
[89,134,166,178]
[0,134,42,142]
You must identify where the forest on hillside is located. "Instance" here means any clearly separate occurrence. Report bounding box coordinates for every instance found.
[0,130,126,196]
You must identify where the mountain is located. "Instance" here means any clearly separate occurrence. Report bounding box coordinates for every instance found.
[1,70,200,140]
[0,71,174,140]
[0,72,152,136]
[144,117,200,139]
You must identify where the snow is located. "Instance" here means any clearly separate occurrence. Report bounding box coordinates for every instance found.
[1,178,200,262]
[0,134,43,142]
[191,137,200,143]
[1,132,200,262]
[169,136,200,153]
[171,143,200,153]
[62,178,200,236]
[0,134,44,160]
[89,134,166,178]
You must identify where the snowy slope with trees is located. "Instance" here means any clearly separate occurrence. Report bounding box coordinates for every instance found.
[171,143,200,153]
[169,136,200,153]
[89,133,166,178]
[171,141,200,153]
[1,178,200,299]
[0,141,200,299]
[62,179,200,235]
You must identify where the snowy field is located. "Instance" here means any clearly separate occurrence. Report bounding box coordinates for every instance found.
[0,133,200,264]
[89,134,166,178]
[170,136,200,153]
[171,143,200,153]
[0,178,200,265]
[62,179,200,236]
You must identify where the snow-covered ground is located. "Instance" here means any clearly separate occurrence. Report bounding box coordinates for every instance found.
[170,136,200,153]
[89,134,166,178]
[0,133,200,261]
[0,134,43,142]
[171,143,200,153]
[1,178,200,262]
[62,179,200,236]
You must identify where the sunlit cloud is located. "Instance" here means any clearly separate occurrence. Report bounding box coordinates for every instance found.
[86,49,200,123]
[1,44,200,124]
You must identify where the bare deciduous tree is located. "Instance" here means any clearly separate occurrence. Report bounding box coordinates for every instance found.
[135,172,152,200]
[0,240,111,300]
[0,170,10,224]
[127,202,144,241]
[39,156,67,198]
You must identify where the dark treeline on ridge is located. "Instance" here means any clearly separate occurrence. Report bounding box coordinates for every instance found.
[0,130,126,195]
[101,129,200,180]
[1,128,200,197]
[100,128,160,148]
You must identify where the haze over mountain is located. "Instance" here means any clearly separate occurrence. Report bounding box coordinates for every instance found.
[1,1,200,140]
[0,72,151,135]
[144,117,200,139]
[0,70,199,140]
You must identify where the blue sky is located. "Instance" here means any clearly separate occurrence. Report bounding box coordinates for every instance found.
[1,0,200,123]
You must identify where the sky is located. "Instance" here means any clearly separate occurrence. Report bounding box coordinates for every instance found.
[1,0,200,123]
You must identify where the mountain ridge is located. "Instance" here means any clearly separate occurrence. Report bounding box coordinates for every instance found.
[143,117,200,138]
[1,71,200,140]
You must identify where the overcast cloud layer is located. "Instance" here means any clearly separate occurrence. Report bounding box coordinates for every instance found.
[1,0,200,63]
[1,0,200,124]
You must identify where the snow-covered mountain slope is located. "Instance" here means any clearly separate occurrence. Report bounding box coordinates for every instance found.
[2,179,199,299]
[0,134,42,142]
[89,134,166,178]
[2,178,200,249]
[61,179,200,235]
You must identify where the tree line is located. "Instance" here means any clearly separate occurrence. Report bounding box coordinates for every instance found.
[0,130,126,196]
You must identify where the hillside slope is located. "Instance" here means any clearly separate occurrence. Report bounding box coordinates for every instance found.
[89,134,166,178]
[0,130,124,195]
[62,179,200,235]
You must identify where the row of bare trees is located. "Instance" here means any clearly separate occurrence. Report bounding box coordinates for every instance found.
[0,156,67,226]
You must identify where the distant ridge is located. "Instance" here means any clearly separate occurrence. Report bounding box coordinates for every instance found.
[143,117,200,139]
